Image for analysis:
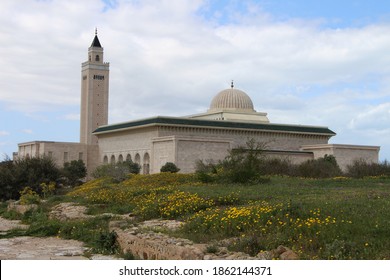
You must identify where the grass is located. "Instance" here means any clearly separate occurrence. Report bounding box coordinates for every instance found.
[2,174,390,259]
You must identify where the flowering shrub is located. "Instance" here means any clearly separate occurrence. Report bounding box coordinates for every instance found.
[181,202,346,259]
[19,187,40,205]
[134,191,214,219]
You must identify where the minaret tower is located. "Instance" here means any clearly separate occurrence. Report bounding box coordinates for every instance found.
[80,29,110,145]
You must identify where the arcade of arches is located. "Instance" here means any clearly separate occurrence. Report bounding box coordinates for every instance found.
[103,152,151,174]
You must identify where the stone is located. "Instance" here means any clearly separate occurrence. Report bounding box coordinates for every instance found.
[7,201,38,215]
[49,203,91,221]
[280,250,299,260]
[0,217,29,232]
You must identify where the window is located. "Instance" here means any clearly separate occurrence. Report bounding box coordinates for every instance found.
[48,151,53,158]
[95,55,100,61]
[64,152,68,163]
[79,152,83,160]
[93,75,104,80]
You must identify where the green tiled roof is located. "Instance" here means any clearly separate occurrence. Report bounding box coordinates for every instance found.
[93,116,336,136]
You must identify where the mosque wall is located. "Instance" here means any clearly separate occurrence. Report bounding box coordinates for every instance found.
[301,144,380,171]
[175,137,232,173]
[151,137,176,173]
[158,125,330,151]
[97,127,158,173]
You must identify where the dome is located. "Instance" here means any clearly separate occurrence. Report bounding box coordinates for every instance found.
[209,85,255,112]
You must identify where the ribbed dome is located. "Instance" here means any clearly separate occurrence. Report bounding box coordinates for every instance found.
[209,87,255,112]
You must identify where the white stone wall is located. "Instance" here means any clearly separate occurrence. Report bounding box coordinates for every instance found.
[151,137,176,173]
[17,141,89,169]
[301,144,380,171]
[97,127,158,173]
[176,137,231,173]
[158,126,330,151]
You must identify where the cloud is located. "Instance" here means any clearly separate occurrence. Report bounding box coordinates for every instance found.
[0,131,10,136]
[62,113,80,121]
[349,103,390,132]
[1,0,390,158]
[22,129,33,134]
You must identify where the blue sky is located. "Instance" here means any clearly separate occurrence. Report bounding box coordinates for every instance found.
[1,0,390,161]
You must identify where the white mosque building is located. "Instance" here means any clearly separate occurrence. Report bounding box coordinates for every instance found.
[15,32,380,175]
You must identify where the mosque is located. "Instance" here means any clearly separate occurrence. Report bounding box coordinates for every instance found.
[15,32,380,175]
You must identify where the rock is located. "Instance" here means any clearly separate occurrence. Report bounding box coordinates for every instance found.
[0,236,88,260]
[7,201,38,215]
[273,245,299,260]
[49,203,91,221]
[280,250,299,260]
[0,217,29,232]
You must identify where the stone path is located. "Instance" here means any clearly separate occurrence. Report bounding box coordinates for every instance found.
[0,216,119,260]
[0,217,29,233]
[0,236,88,260]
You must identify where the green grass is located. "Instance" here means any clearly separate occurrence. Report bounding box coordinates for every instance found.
[2,174,390,259]
[178,176,390,259]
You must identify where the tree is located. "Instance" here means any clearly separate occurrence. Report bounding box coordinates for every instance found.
[92,159,141,182]
[221,139,267,183]
[62,160,87,186]
[0,156,61,200]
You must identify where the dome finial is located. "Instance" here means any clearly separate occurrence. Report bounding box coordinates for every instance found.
[95,27,98,36]
[231,80,234,89]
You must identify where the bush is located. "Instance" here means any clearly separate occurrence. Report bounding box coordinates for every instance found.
[0,156,60,200]
[92,160,140,182]
[346,159,390,178]
[62,160,87,186]
[259,157,293,176]
[218,139,268,184]
[293,155,342,178]
[19,187,40,205]
[160,162,180,173]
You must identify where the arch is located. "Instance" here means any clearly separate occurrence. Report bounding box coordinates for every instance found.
[118,154,124,163]
[103,155,108,164]
[110,155,115,164]
[95,54,100,61]
[134,153,141,165]
[126,154,132,162]
[143,153,150,174]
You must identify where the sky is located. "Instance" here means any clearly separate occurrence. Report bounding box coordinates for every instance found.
[1,0,390,161]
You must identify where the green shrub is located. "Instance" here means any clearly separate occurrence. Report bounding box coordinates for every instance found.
[19,187,40,205]
[195,139,269,184]
[259,157,293,176]
[160,162,180,173]
[293,155,342,178]
[62,160,87,186]
[93,231,119,255]
[0,156,60,200]
[346,160,390,178]
[92,160,140,182]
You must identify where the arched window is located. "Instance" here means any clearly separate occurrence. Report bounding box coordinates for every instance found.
[110,155,115,164]
[135,153,141,165]
[118,154,124,163]
[95,55,100,62]
[126,154,132,162]
[103,155,108,164]
[143,153,150,174]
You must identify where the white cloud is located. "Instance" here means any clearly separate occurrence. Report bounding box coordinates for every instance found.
[62,113,80,121]
[22,129,33,134]
[1,0,390,158]
[349,103,390,132]
[0,131,10,136]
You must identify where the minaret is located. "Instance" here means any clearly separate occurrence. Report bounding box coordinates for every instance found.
[80,29,110,145]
